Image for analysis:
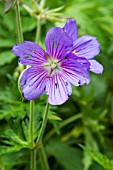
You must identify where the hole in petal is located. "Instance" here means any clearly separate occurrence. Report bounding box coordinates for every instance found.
[32,50,35,52]
[65,56,68,59]
[23,80,27,86]
[55,83,58,89]
[54,41,57,48]
[27,54,31,58]
[44,86,46,91]
[78,80,81,85]
[67,94,70,98]
[66,82,68,86]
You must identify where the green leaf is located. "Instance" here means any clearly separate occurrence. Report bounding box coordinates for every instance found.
[48,112,62,121]
[0,39,15,48]
[21,16,37,33]
[0,145,23,156]
[0,77,29,120]
[0,120,32,156]
[0,120,30,147]
[46,139,83,170]
[80,145,113,170]
[0,51,15,66]
[82,128,99,170]
[0,151,29,169]
[61,126,83,141]
[64,0,112,49]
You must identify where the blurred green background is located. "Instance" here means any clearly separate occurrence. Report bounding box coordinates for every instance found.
[0,0,113,170]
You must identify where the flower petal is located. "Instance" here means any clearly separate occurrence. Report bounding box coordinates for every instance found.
[70,53,90,70]
[61,54,90,86]
[12,41,47,66]
[45,73,72,105]
[20,67,48,100]
[45,27,73,60]
[73,35,100,59]
[63,18,78,44]
[89,59,103,74]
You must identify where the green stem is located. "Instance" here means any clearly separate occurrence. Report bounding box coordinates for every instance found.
[29,100,36,170]
[15,1,23,43]
[35,15,42,44]
[31,149,36,170]
[29,100,34,144]
[38,142,50,170]
[35,102,50,170]
[35,1,50,168]
[44,113,82,142]
[36,102,50,147]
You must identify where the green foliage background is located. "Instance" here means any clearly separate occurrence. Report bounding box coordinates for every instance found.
[0,0,113,170]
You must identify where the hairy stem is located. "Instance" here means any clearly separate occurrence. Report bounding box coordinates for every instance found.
[38,142,50,170]
[35,15,42,44]
[15,1,23,43]
[31,149,37,170]
[35,0,50,167]
[36,102,50,146]
[29,100,34,144]
[36,102,50,170]
[29,100,36,170]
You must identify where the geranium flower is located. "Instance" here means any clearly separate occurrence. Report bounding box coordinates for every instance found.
[12,27,90,105]
[63,19,103,74]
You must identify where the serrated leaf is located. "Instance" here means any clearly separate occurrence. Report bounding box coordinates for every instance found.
[48,113,62,121]
[0,151,29,170]
[4,0,17,14]
[0,145,23,156]
[0,123,30,147]
[4,129,28,146]
[80,145,113,170]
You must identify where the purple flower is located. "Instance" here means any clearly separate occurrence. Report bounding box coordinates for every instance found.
[12,27,90,105]
[63,19,104,74]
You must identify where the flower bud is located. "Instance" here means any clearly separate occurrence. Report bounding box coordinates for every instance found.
[18,68,27,100]
[4,0,17,14]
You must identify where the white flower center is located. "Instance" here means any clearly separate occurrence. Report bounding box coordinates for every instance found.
[43,57,61,76]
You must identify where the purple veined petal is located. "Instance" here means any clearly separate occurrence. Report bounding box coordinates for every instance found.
[20,66,48,100]
[12,41,47,66]
[45,73,72,105]
[61,54,90,86]
[63,18,78,44]
[45,27,73,60]
[73,35,100,59]
[89,59,104,74]
[69,53,90,70]
[74,56,90,70]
